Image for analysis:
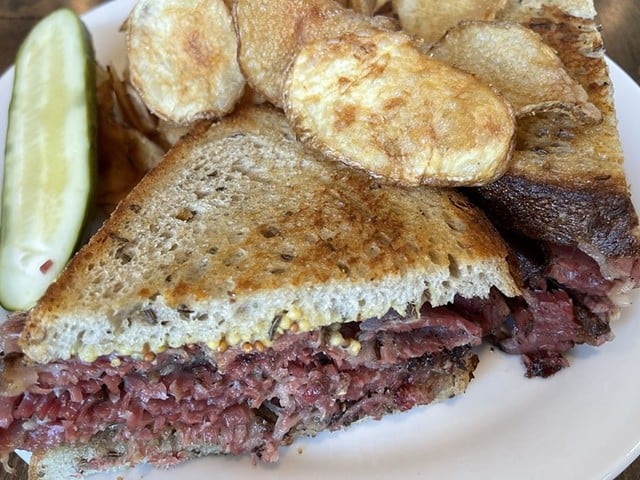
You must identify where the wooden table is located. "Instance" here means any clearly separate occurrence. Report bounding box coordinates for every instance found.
[0,1,639,479]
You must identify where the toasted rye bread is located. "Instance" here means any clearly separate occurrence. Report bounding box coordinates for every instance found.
[468,0,640,265]
[19,106,517,364]
[27,430,227,480]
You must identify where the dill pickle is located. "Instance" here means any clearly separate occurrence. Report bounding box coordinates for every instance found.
[0,9,97,311]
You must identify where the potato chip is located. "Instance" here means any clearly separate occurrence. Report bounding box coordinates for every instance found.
[283,29,515,187]
[234,0,397,108]
[428,21,601,122]
[336,0,390,16]
[392,0,507,45]
[126,0,245,125]
[95,66,187,213]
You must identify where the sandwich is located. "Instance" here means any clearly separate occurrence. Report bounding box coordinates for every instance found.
[1,0,637,475]
[387,0,640,376]
[0,106,518,477]
[231,0,640,376]
[457,0,640,376]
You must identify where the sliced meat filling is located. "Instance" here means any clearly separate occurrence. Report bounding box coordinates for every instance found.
[0,304,480,468]
[456,238,639,378]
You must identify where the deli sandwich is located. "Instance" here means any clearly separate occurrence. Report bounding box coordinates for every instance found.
[458,0,640,375]
[1,0,639,476]
[0,106,518,477]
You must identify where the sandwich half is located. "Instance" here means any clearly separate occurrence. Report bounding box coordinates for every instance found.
[0,106,518,477]
[104,0,639,380]
[456,0,640,376]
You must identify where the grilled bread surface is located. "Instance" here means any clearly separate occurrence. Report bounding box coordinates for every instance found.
[20,106,517,364]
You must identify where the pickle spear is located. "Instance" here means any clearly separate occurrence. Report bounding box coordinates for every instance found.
[0,9,97,311]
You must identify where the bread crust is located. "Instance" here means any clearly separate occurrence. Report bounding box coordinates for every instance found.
[469,173,640,258]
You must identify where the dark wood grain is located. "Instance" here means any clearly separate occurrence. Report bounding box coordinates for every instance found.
[594,0,640,83]
[0,0,105,74]
[0,1,639,479]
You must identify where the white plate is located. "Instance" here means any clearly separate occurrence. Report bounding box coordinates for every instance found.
[2,2,640,479]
